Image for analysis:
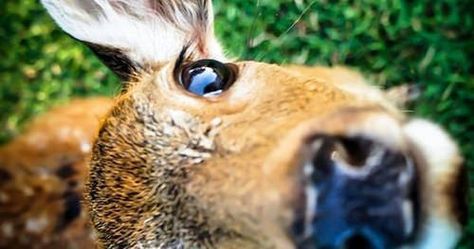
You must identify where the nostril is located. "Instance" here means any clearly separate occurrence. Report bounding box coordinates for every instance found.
[310,136,376,175]
[343,234,376,249]
[294,134,419,249]
[337,138,373,168]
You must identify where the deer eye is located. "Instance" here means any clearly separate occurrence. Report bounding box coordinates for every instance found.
[178,59,237,97]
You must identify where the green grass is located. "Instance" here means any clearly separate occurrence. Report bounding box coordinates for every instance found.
[1,0,473,246]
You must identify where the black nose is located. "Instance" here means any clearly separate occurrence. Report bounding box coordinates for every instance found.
[292,136,419,249]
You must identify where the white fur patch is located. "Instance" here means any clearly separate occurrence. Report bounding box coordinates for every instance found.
[345,114,406,151]
[404,119,459,176]
[415,217,462,249]
[404,119,462,249]
[41,0,225,64]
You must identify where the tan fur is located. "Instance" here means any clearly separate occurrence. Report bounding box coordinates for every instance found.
[1,1,466,248]
[0,65,465,249]
[0,98,112,248]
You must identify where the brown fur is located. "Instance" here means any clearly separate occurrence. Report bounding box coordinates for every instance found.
[0,64,466,248]
[1,0,466,248]
[0,98,112,248]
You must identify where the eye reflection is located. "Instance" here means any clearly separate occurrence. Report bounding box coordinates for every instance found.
[178,59,237,97]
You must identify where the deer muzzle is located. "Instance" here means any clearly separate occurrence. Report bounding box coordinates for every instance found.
[289,111,419,249]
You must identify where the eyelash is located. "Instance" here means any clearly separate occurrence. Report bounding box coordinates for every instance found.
[173,45,193,77]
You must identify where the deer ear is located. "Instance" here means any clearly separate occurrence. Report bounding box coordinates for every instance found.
[41,0,225,80]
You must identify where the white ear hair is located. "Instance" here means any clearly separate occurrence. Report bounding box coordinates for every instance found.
[41,0,225,66]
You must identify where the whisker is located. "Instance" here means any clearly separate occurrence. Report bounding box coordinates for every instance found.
[280,0,316,39]
[260,0,317,62]
[243,0,261,60]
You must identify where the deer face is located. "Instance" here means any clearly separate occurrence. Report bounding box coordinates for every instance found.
[42,1,467,248]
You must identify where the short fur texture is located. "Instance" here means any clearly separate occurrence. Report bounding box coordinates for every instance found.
[0,1,466,249]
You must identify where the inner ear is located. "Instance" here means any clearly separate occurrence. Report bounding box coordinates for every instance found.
[85,42,141,81]
[42,0,226,81]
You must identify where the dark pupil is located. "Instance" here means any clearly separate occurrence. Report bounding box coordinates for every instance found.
[181,60,231,96]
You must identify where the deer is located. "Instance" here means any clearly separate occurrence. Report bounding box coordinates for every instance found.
[0,0,468,249]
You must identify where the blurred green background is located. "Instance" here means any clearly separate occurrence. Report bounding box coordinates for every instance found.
[1,0,473,246]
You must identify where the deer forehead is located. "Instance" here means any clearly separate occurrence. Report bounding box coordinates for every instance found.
[129,61,362,121]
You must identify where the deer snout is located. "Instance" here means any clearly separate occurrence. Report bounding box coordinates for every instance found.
[289,113,419,249]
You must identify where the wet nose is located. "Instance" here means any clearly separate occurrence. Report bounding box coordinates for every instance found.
[292,135,419,249]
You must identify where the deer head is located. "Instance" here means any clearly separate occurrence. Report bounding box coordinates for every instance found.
[42,1,467,248]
